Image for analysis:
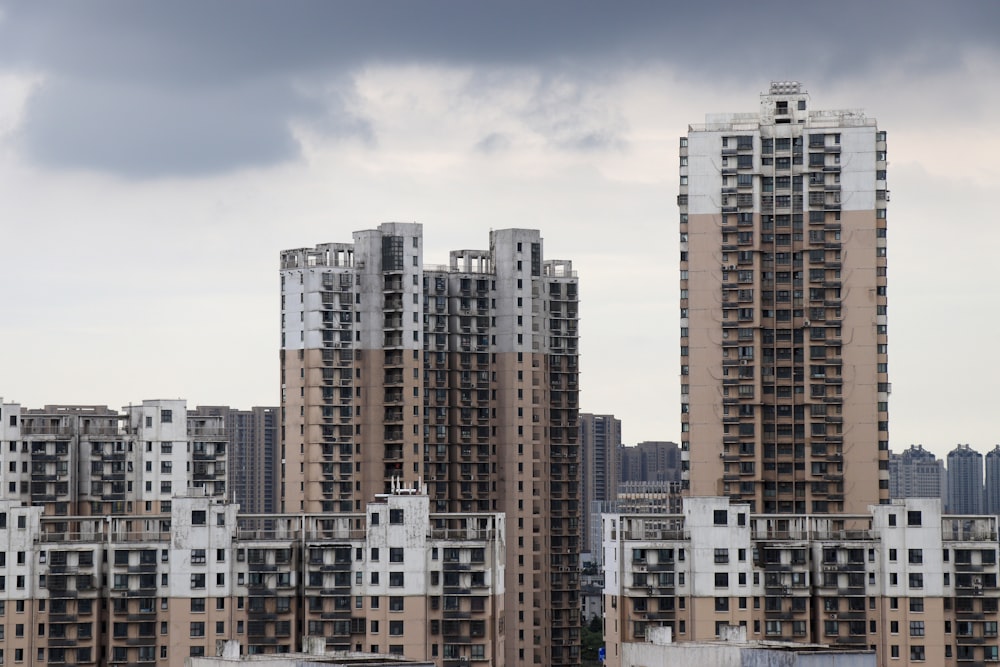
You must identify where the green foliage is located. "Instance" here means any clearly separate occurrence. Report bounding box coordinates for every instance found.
[581,615,603,665]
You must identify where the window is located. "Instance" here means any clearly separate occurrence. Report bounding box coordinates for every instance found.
[389,621,404,636]
[910,645,925,661]
[190,598,205,613]
[713,510,727,526]
[389,509,404,524]
[389,572,404,587]
[908,549,923,564]
[714,549,729,564]
[191,574,205,589]
[161,409,172,423]
[715,573,729,587]
[192,511,206,526]
[909,621,924,636]
[907,511,921,526]
[389,548,404,563]
[190,622,205,637]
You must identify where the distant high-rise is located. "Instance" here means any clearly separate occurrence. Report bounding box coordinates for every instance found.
[580,413,621,556]
[190,405,278,513]
[619,440,681,485]
[280,224,580,667]
[987,446,1000,515]
[889,444,946,502]
[679,82,890,513]
[947,444,984,514]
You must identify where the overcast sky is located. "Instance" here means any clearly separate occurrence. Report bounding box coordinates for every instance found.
[1,1,998,460]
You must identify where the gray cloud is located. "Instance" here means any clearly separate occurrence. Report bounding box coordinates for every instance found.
[1,1,997,176]
[475,132,511,154]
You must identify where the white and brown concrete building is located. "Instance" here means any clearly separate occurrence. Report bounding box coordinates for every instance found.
[679,82,890,513]
[0,487,504,667]
[0,399,225,519]
[603,496,1000,667]
[279,224,580,667]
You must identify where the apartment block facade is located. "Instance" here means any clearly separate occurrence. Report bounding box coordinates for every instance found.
[279,224,580,667]
[603,497,1000,667]
[679,82,890,513]
[0,489,504,667]
[0,400,226,521]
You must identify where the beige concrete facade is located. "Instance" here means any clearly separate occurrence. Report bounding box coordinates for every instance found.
[680,82,889,514]
[279,225,580,667]
[603,497,1000,667]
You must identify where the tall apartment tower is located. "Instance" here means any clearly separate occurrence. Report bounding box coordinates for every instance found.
[889,444,946,501]
[279,224,581,667]
[579,413,621,558]
[947,444,984,514]
[986,446,1000,515]
[679,82,890,513]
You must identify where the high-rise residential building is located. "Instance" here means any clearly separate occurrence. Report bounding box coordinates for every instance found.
[602,496,1000,667]
[889,444,946,502]
[190,405,279,514]
[679,82,890,513]
[619,441,681,485]
[279,224,580,667]
[580,413,621,557]
[986,446,1000,515]
[947,444,984,514]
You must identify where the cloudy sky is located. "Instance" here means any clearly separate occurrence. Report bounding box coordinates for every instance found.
[1,1,998,459]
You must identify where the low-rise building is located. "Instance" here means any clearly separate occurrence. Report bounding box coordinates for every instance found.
[0,486,503,667]
[604,496,999,667]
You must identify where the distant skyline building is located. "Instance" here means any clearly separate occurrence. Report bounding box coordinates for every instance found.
[947,444,984,514]
[679,82,890,513]
[190,405,279,514]
[619,440,681,485]
[889,444,946,502]
[986,445,1000,515]
[579,413,621,556]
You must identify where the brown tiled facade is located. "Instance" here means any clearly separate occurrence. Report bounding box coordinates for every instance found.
[679,82,890,513]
